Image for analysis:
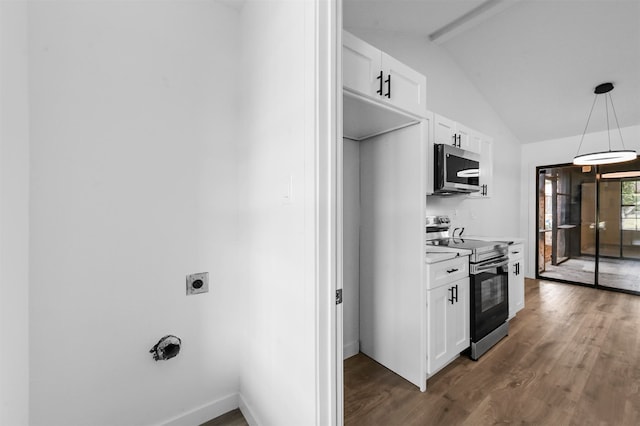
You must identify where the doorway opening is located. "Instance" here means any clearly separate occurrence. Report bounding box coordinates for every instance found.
[536,159,640,294]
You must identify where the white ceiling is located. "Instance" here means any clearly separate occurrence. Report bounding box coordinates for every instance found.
[344,0,640,144]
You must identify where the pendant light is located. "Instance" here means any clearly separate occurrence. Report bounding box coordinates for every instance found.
[573,82,636,165]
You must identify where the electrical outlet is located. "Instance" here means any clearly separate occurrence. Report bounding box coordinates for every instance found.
[186,272,209,295]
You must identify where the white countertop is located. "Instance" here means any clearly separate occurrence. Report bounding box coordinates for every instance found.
[425,246,470,264]
[462,235,525,245]
[424,235,525,263]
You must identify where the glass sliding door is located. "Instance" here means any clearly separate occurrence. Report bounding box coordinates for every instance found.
[537,164,596,285]
[537,159,640,294]
[597,160,640,292]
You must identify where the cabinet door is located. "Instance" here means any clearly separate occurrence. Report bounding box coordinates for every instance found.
[425,255,469,291]
[479,138,493,197]
[433,114,457,146]
[513,262,525,313]
[427,284,450,374]
[508,244,525,318]
[456,125,481,154]
[449,279,470,353]
[382,52,427,117]
[342,30,382,98]
[509,268,524,318]
[468,136,493,198]
[423,113,436,194]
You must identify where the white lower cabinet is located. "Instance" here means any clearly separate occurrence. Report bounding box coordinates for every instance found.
[426,256,470,377]
[508,243,525,319]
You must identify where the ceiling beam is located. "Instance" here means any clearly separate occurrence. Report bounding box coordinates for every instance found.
[429,0,521,44]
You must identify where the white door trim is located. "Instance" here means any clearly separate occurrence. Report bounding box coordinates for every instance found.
[314,0,342,425]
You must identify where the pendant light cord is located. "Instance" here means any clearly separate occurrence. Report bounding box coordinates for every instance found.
[575,94,598,157]
[605,91,611,151]
[608,92,627,149]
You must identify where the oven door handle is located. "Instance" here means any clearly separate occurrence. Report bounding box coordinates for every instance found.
[474,258,509,273]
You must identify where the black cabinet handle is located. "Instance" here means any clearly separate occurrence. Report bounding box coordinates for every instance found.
[448,287,454,304]
[457,134,461,147]
[446,268,458,273]
[452,134,457,146]
[385,74,391,98]
[376,70,383,95]
[453,285,458,303]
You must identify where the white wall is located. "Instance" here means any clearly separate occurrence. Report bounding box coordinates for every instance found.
[520,125,640,278]
[237,1,320,424]
[28,2,242,425]
[343,139,360,358]
[345,29,522,238]
[0,0,30,424]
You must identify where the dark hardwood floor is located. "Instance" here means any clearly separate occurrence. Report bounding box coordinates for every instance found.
[200,409,248,426]
[345,278,640,425]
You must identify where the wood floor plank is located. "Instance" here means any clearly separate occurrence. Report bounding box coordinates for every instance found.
[345,278,640,425]
[200,409,248,426]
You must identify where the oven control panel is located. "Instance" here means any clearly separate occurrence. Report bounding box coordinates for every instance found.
[425,215,451,226]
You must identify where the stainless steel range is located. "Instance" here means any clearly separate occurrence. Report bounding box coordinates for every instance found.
[426,215,510,360]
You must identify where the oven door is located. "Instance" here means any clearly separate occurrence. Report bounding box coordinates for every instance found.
[470,257,509,342]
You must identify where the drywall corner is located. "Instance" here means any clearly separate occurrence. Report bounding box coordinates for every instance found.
[238,393,260,426]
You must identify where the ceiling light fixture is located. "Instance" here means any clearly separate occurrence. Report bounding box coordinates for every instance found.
[573,82,636,166]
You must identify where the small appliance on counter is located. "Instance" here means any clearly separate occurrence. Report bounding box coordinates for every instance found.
[425,215,510,360]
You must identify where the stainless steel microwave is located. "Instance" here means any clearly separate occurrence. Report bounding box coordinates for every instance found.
[434,143,480,194]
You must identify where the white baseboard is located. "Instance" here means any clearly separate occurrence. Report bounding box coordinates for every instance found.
[238,393,260,426]
[162,393,239,426]
[343,340,359,359]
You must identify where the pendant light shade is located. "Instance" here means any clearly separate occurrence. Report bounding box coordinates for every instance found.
[573,82,636,166]
[573,149,637,165]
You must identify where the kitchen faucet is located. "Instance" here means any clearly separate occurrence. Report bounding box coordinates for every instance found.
[452,227,465,238]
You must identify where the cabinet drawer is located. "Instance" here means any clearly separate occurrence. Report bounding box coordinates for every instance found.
[509,244,524,261]
[426,256,469,290]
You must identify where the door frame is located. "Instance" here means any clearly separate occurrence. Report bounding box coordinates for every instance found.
[535,163,599,286]
[534,163,640,296]
[315,0,343,425]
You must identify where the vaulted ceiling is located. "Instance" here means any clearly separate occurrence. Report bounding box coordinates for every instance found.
[343,0,640,144]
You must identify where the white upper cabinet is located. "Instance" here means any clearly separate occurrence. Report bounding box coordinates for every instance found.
[428,113,493,197]
[433,114,457,147]
[434,114,481,154]
[468,135,493,198]
[381,53,427,117]
[343,31,382,98]
[456,124,481,154]
[343,31,427,118]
